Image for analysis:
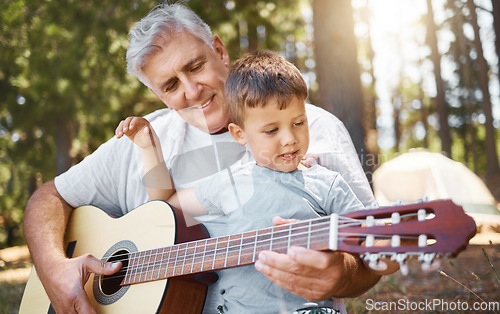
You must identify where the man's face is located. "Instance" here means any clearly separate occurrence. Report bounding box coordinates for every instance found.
[233,97,310,173]
[143,30,231,134]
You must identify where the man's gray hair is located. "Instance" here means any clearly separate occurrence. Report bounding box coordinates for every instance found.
[126,2,213,86]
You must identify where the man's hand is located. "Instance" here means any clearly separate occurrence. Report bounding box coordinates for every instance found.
[40,255,121,313]
[255,247,352,301]
[254,216,380,301]
[115,116,157,149]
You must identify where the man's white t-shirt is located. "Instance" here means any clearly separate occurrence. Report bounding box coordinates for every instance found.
[55,104,374,213]
[54,104,375,313]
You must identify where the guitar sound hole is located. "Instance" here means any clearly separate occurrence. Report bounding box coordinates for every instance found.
[100,249,129,296]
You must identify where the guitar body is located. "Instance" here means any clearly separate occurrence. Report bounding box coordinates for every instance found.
[19,201,212,314]
[19,199,476,313]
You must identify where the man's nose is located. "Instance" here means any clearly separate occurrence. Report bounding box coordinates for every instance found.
[184,78,202,100]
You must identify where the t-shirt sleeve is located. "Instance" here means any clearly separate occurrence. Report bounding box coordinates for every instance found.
[54,136,139,217]
[54,109,178,217]
[306,104,376,207]
[324,172,365,216]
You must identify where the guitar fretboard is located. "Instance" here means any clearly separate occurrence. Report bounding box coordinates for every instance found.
[122,215,334,285]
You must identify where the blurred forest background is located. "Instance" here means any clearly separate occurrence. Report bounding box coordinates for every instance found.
[0,0,499,251]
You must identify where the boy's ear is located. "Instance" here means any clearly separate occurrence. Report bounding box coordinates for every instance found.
[228,123,247,146]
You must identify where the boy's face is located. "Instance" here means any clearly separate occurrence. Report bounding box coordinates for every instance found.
[230,97,309,172]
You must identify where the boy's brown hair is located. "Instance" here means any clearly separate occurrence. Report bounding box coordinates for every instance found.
[225,50,308,127]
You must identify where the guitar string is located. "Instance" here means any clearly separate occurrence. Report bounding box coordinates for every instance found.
[100,231,426,284]
[98,211,422,263]
[99,219,427,283]
[98,212,427,281]
[97,215,334,261]
[97,216,358,263]
[101,236,428,281]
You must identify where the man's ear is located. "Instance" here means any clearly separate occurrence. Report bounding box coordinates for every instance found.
[228,123,247,146]
[212,35,229,67]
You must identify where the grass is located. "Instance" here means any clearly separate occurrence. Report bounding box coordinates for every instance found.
[1,245,498,313]
[0,282,26,314]
[344,244,500,313]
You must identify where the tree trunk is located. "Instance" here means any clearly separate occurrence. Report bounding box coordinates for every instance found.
[426,0,452,157]
[56,117,75,175]
[454,1,478,172]
[392,92,402,153]
[492,0,500,72]
[362,5,380,164]
[418,85,429,149]
[312,0,368,172]
[468,0,500,175]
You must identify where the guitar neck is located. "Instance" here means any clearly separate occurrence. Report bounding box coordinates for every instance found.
[122,215,334,285]
[122,199,476,286]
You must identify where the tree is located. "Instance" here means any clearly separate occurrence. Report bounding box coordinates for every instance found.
[312,0,369,174]
[189,0,306,61]
[0,0,308,248]
[466,0,500,175]
[0,0,160,248]
[357,3,380,166]
[445,0,480,171]
[426,0,453,157]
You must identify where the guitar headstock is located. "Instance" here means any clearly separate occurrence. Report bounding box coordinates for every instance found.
[338,199,477,274]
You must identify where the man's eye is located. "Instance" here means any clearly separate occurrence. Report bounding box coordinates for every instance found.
[165,81,178,92]
[191,62,205,72]
[264,128,278,134]
[293,121,304,127]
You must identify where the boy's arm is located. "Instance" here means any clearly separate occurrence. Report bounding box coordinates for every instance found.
[167,188,209,217]
[116,116,175,201]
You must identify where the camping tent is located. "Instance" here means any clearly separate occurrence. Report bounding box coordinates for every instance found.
[372,150,500,244]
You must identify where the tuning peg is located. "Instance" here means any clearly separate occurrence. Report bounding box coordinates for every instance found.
[417,196,430,203]
[366,202,380,210]
[391,212,401,225]
[400,263,409,275]
[418,234,427,247]
[419,253,440,272]
[418,209,427,221]
[366,216,375,227]
[392,253,409,276]
[391,235,400,247]
[366,253,388,271]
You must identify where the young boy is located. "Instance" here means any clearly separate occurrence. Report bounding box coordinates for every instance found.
[116,50,365,313]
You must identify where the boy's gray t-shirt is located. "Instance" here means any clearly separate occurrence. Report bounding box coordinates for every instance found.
[194,162,364,314]
[54,104,374,313]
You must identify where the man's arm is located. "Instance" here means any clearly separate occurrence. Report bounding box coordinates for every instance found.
[23,180,120,313]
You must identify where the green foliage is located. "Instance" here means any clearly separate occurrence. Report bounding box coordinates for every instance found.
[0,0,308,248]
[189,0,306,61]
[0,0,163,248]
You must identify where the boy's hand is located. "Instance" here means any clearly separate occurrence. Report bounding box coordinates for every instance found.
[115,116,157,149]
[301,154,319,168]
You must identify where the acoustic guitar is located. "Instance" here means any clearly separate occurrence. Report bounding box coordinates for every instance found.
[19,199,476,313]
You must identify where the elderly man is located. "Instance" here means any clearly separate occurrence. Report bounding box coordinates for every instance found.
[23,2,379,313]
